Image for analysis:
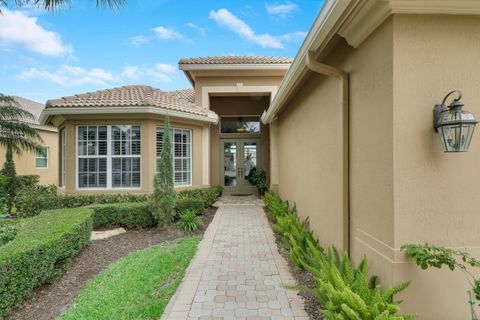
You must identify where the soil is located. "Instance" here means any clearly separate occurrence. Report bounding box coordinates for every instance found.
[265,208,324,320]
[6,207,217,320]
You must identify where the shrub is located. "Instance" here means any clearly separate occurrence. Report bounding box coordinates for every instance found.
[15,184,58,217]
[248,168,267,195]
[177,186,223,207]
[0,207,93,318]
[175,198,205,216]
[14,185,149,218]
[17,175,39,188]
[0,220,19,246]
[89,203,155,229]
[177,209,203,232]
[1,147,20,214]
[264,191,412,320]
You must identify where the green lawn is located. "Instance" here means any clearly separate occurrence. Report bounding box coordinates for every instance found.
[59,236,201,320]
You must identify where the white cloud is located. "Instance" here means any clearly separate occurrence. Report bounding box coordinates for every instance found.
[186,22,206,34]
[129,35,150,46]
[209,8,283,49]
[18,66,114,86]
[265,2,298,16]
[279,31,307,43]
[0,8,72,57]
[209,8,305,49]
[17,63,179,87]
[152,26,184,40]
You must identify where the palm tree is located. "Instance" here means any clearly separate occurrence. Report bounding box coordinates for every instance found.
[0,94,43,214]
[0,0,125,11]
[0,94,42,155]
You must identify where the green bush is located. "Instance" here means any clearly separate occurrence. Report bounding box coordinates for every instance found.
[177,209,203,232]
[175,198,205,216]
[14,185,149,218]
[0,207,93,318]
[89,203,155,229]
[15,184,59,217]
[17,175,40,188]
[248,168,267,195]
[0,220,19,246]
[263,191,412,320]
[177,186,223,207]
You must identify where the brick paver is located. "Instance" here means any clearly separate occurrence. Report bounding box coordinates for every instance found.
[161,202,309,320]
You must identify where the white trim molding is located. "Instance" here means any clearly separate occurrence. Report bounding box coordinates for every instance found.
[40,106,219,126]
[341,0,480,48]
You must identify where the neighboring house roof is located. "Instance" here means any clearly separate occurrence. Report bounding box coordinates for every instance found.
[179,56,293,65]
[11,96,57,132]
[42,85,217,124]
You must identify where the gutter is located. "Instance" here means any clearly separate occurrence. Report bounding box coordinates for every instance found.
[39,106,219,126]
[305,51,350,253]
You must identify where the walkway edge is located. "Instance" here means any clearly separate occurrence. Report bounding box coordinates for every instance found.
[161,206,225,320]
[257,206,310,319]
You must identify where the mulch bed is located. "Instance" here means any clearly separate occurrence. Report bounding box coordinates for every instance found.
[265,208,323,320]
[6,207,217,320]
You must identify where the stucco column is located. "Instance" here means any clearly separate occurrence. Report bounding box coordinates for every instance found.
[202,124,210,187]
[269,119,280,193]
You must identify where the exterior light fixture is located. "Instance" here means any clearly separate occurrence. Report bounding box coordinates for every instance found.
[434,90,477,152]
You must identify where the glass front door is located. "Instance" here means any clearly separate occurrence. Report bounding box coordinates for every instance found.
[221,139,260,193]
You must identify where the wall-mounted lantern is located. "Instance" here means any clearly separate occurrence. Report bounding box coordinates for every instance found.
[434,90,477,152]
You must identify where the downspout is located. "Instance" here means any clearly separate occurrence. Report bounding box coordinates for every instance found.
[306,51,350,253]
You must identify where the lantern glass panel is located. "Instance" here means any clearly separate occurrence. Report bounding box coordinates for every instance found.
[437,109,476,152]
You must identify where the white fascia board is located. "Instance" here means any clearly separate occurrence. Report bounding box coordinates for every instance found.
[40,106,219,126]
[261,0,354,124]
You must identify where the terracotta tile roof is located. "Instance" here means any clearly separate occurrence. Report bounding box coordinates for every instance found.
[46,86,214,119]
[11,96,56,131]
[178,56,293,65]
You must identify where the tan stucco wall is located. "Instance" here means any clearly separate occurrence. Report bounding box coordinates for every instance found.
[62,116,204,194]
[390,14,480,318]
[0,129,59,185]
[209,96,271,188]
[194,76,284,107]
[274,14,480,319]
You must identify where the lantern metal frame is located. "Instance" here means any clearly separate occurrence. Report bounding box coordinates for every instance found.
[433,90,478,152]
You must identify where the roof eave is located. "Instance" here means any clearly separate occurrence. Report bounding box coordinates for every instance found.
[40,106,219,126]
[262,0,480,124]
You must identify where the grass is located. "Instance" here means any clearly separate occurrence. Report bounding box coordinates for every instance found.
[59,236,202,320]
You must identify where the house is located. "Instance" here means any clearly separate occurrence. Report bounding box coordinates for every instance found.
[39,56,290,194]
[37,0,480,317]
[261,0,480,319]
[0,96,58,185]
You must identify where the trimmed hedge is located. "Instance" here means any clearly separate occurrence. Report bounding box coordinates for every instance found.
[175,198,205,216]
[15,185,150,218]
[177,185,223,207]
[0,220,19,247]
[0,207,93,318]
[89,203,155,229]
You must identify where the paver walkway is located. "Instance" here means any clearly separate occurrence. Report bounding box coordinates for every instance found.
[161,200,309,320]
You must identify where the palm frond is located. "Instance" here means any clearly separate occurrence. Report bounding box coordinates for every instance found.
[1,0,125,11]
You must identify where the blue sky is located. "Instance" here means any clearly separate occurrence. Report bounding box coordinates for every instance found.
[0,0,324,103]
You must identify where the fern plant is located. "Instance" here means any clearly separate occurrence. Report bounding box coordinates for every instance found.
[177,209,203,232]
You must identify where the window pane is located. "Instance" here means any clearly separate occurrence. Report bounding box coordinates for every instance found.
[220,117,260,134]
[36,158,47,168]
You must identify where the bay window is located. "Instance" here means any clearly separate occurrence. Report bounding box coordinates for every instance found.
[157,127,192,187]
[77,125,141,189]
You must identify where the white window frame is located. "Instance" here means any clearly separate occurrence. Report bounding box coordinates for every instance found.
[156,127,193,188]
[75,125,142,190]
[219,115,261,134]
[35,146,49,169]
[60,128,66,187]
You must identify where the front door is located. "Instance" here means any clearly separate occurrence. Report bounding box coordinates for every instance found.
[221,139,260,194]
